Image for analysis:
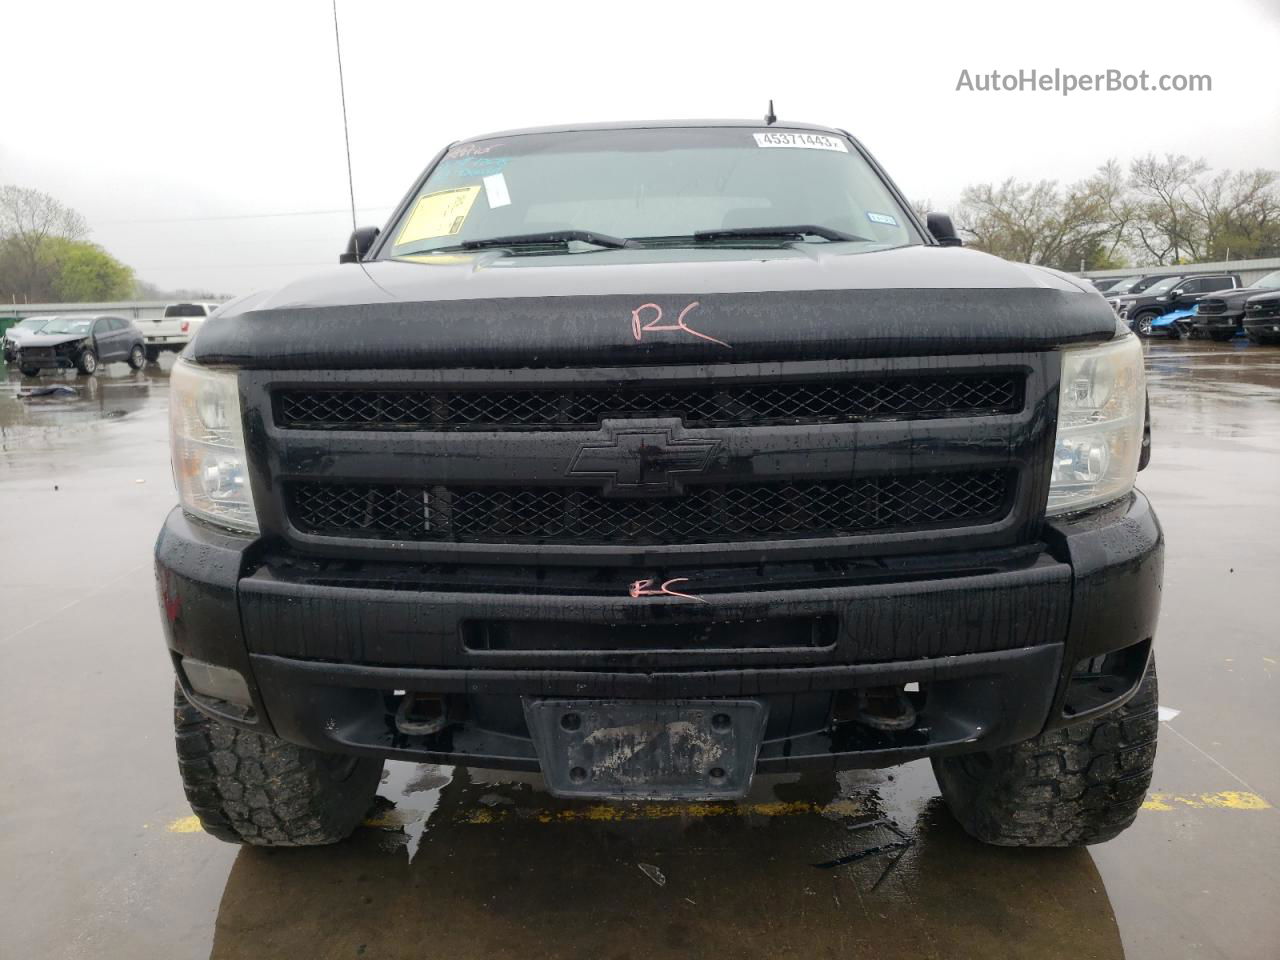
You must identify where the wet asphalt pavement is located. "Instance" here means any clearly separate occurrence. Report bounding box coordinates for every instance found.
[0,342,1277,960]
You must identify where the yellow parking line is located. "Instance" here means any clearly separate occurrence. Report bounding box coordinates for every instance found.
[166,790,1271,834]
[1141,791,1271,812]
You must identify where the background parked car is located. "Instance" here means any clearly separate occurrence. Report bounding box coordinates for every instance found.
[1189,270,1280,342]
[1090,275,1138,294]
[141,302,221,362]
[1103,274,1177,305]
[16,314,146,376]
[3,315,56,362]
[1120,274,1242,337]
[1243,291,1280,345]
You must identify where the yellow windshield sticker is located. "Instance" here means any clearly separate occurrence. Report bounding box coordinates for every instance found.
[395,186,481,246]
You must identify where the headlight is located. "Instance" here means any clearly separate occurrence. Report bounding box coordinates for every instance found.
[169,358,258,533]
[1046,334,1145,516]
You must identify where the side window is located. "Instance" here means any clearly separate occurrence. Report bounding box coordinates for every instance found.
[108,318,125,331]
[1200,277,1233,292]
[1179,279,1204,294]
[91,318,108,336]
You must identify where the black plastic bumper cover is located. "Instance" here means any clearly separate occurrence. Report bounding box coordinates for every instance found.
[156,491,1162,772]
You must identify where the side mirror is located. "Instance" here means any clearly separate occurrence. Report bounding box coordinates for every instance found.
[1169,288,1184,299]
[926,212,963,247]
[339,226,381,264]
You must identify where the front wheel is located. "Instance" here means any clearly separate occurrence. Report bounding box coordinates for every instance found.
[173,684,383,846]
[127,344,146,369]
[77,348,98,375]
[933,658,1158,847]
[1133,313,1154,337]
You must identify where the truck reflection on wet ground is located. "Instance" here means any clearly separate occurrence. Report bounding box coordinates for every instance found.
[208,763,1125,960]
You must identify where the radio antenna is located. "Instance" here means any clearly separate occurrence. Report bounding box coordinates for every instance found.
[331,0,357,234]
[764,99,777,125]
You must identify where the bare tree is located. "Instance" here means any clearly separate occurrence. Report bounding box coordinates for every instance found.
[1188,168,1280,260]
[954,161,1131,271]
[0,185,89,299]
[1128,153,1208,263]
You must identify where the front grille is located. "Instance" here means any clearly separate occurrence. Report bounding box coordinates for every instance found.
[1196,300,1226,315]
[1247,300,1280,319]
[288,472,1011,545]
[276,373,1023,431]
[21,348,56,363]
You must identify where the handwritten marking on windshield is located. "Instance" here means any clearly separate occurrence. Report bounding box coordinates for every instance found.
[628,577,708,603]
[630,301,731,349]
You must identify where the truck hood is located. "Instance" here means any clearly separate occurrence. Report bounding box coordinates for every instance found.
[192,244,1122,369]
[1209,286,1280,305]
[18,333,88,349]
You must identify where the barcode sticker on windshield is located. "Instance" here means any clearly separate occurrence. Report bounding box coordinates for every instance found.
[866,212,898,226]
[753,132,848,152]
[483,172,511,209]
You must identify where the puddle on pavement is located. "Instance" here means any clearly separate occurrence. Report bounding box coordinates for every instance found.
[0,360,172,453]
[205,759,1123,960]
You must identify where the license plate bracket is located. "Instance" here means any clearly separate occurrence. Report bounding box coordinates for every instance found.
[523,699,767,800]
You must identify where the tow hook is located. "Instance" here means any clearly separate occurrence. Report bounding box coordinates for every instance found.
[841,686,919,732]
[394,692,448,736]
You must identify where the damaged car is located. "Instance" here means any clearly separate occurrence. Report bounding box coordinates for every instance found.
[15,314,147,376]
[158,120,1162,850]
[3,315,55,362]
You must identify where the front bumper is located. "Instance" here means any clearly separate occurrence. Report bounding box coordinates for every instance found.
[15,348,74,369]
[156,492,1163,775]
[1244,317,1280,337]
[1191,313,1242,329]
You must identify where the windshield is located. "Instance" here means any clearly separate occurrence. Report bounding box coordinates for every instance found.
[1142,277,1182,296]
[385,127,921,257]
[1248,270,1280,290]
[16,317,51,330]
[41,317,93,335]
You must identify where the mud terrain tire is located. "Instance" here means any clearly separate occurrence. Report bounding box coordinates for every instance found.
[933,658,1158,847]
[173,684,383,846]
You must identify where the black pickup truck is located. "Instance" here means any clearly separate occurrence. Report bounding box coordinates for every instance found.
[1192,270,1280,342]
[158,120,1161,850]
[1244,289,1280,344]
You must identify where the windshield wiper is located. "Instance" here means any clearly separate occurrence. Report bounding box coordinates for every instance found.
[457,230,636,251]
[692,224,869,243]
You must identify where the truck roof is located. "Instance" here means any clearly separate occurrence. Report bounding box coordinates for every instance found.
[456,118,848,146]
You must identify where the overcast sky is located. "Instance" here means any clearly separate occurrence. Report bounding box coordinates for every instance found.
[5,0,1279,296]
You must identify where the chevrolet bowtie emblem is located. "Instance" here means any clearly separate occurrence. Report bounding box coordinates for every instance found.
[567,422,720,496]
